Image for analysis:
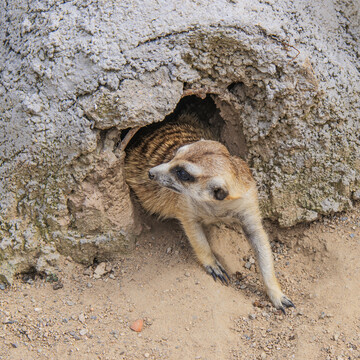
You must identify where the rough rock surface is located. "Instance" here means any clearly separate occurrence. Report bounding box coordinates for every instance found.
[0,0,359,283]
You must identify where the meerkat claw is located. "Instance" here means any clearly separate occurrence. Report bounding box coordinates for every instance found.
[209,269,217,282]
[281,296,295,309]
[277,296,295,315]
[218,265,231,283]
[205,264,229,285]
[218,274,229,285]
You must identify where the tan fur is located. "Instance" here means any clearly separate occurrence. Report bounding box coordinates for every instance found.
[125,114,294,312]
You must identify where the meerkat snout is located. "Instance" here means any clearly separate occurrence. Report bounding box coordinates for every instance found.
[148,170,155,180]
[148,163,184,194]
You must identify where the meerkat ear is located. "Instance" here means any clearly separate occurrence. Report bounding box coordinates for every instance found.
[213,187,229,201]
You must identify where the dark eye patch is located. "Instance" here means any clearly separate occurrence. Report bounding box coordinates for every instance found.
[172,166,195,182]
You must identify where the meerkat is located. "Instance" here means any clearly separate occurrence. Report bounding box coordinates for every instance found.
[124,113,294,313]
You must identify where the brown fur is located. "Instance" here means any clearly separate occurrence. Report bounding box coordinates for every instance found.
[124,114,294,312]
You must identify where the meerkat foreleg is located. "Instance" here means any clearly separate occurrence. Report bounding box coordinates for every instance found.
[179,217,230,284]
[239,204,294,313]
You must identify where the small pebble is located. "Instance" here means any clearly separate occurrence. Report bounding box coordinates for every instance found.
[0,284,5,290]
[83,268,92,276]
[53,282,63,290]
[94,263,108,279]
[110,330,119,339]
[79,329,88,336]
[185,272,191,277]
[349,233,355,238]
[79,313,86,324]
[130,319,143,332]
[69,331,80,340]
[67,301,75,306]
[166,247,172,254]
[34,307,42,312]
[249,314,256,320]
[11,343,18,348]
[144,353,150,358]
[253,300,266,308]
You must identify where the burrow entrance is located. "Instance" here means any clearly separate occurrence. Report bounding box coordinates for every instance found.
[123,91,248,161]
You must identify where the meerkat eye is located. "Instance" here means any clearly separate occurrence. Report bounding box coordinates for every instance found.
[213,187,228,201]
[173,167,195,182]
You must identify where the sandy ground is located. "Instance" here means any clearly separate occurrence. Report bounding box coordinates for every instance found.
[1,204,360,360]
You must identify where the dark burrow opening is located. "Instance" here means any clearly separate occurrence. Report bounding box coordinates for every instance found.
[17,267,59,284]
[122,93,248,161]
[121,94,225,150]
[164,94,225,139]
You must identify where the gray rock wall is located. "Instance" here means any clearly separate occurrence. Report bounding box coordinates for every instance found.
[1,0,359,283]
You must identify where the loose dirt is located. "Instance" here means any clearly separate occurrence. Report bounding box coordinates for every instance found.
[1,204,359,360]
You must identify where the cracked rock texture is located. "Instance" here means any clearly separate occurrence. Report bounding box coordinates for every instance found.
[0,0,359,283]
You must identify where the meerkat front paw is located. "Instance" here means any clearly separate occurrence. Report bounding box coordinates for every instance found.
[205,260,230,285]
[278,295,295,314]
[268,290,295,314]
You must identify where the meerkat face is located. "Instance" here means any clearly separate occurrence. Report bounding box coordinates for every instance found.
[148,140,242,203]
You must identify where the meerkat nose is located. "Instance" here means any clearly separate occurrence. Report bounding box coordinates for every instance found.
[148,170,155,180]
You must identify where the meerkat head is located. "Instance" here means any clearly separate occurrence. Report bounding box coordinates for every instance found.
[148,140,245,203]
